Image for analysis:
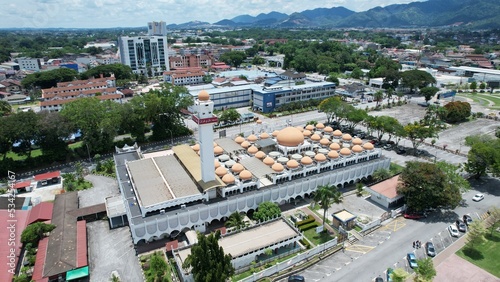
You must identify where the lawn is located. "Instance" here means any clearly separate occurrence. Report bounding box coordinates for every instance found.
[456,228,500,278]
[303,228,336,246]
[6,149,42,160]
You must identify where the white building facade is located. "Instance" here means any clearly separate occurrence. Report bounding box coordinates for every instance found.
[119,36,170,76]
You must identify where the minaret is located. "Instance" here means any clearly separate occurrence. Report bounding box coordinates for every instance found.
[192,90,218,182]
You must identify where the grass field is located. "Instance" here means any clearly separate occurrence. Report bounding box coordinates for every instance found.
[457,92,500,110]
[6,149,42,160]
[456,228,500,278]
[303,228,336,246]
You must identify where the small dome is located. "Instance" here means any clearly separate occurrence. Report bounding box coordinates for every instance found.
[329,143,341,150]
[241,141,251,148]
[263,156,275,166]
[214,146,224,155]
[315,153,327,162]
[272,163,284,173]
[222,174,235,184]
[214,160,221,168]
[213,142,218,147]
[301,156,313,165]
[256,119,262,124]
[272,130,280,137]
[363,142,374,150]
[276,127,305,147]
[231,163,244,173]
[328,150,339,159]
[191,144,200,151]
[324,126,333,133]
[248,145,258,154]
[234,136,245,144]
[198,90,210,101]
[352,138,363,145]
[311,133,321,141]
[342,133,352,141]
[295,126,304,132]
[215,166,228,177]
[286,159,300,169]
[316,123,325,129]
[303,130,312,137]
[255,151,266,159]
[239,170,252,180]
[352,145,364,153]
[333,130,342,137]
[247,134,258,142]
[305,124,315,131]
[260,132,270,139]
[320,138,330,146]
[340,148,351,156]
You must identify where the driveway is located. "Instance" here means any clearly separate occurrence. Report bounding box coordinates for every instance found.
[79,175,119,208]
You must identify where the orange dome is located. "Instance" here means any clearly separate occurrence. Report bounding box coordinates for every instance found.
[256,119,262,124]
[276,127,304,147]
[272,163,284,172]
[255,151,266,159]
[311,134,321,141]
[315,153,327,162]
[324,126,333,133]
[329,143,341,150]
[214,160,221,168]
[260,132,270,139]
[287,159,300,168]
[295,126,304,132]
[234,136,245,144]
[340,148,351,156]
[263,156,275,166]
[352,138,363,145]
[342,133,352,141]
[301,156,313,165]
[213,142,218,147]
[248,134,258,142]
[363,142,374,150]
[303,130,312,137]
[352,145,364,153]
[241,141,251,148]
[191,144,200,151]
[231,163,244,173]
[248,145,258,154]
[214,146,224,155]
[222,174,235,184]
[305,124,315,131]
[215,166,228,177]
[272,130,280,137]
[328,150,339,158]
[198,90,210,101]
[320,138,330,145]
[316,123,325,129]
[239,170,252,180]
[333,130,342,137]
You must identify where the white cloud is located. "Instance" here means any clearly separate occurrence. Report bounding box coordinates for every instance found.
[0,0,426,28]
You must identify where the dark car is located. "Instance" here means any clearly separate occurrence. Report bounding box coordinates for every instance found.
[456,219,467,232]
[288,275,305,282]
[463,214,473,226]
[426,242,436,257]
[396,148,407,155]
[404,211,426,219]
[375,277,384,282]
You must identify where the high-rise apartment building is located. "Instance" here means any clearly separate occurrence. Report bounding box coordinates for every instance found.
[118,35,170,77]
[148,21,167,36]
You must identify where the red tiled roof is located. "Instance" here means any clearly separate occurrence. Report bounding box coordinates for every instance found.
[34,171,60,181]
[27,202,54,225]
[76,220,88,268]
[13,180,32,189]
[369,175,401,199]
[165,240,178,251]
[32,237,49,281]
[0,210,30,282]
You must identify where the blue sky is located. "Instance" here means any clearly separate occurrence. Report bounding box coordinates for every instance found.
[1,0,425,28]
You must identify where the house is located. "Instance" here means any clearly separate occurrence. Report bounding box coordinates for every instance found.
[163,68,205,86]
[278,70,306,82]
[335,82,366,98]
[0,79,23,94]
[365,175,405,209]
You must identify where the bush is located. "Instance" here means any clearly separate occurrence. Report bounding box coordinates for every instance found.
[298,222,320,232]
[296,215,315,227]
[299,239,311,249]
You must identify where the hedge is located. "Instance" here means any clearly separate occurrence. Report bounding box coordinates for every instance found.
[299,239,311,249]
[296,215,315,227]
[298,222,319,232]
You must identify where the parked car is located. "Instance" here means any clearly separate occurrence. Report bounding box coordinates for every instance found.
[426,242,436,257]
[387,268,394,282]
[396,148,407,155]
[472,193,484,202]
[404,211,426,219]
[288,275,305,282]
[407,253,418,268]
[383,144,393,150]
[456,219,467,232]
[463,214,473,226]
[448,224,459,237]
[375,277,384,282]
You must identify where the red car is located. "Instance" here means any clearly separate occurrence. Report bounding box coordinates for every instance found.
[404,212,427,219]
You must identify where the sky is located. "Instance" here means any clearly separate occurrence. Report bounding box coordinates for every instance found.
[1,0,425,29]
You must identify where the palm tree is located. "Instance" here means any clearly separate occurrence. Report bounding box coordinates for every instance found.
[314,185,343,228]
[226,212,246,230]
[374,90,384,108]
[386,88,394,106]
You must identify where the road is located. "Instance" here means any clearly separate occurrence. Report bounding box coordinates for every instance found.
[279,177,499,282]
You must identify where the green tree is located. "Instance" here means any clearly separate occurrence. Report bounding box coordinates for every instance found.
[414,258,436,282]
[400,70,436,93]
[318,96,344,124]
[390,268,409,282]
[219,108,241,124]
[351,67,363,79]
[253,201,281,222]
[479,82,486,90]
[403,122,437,155]
[313,185,343,228]
[470,81,477,91]
[226,212,247,231]
[435,161,470,193]
[252,56,265,65]
[80,63,133,80]
[21,68,78,89]
[373,90,384,108]
[21,222,56,246]
[420,86,439,102]
[0,100,12,116]
[9,111,39,157]
[36,111,72,162]
[466,220,486,248]
[372,168,391,181]
[202,75,213,83]
[488,206,500,236]
[344,108,368,132]
[326,73,340,85]
[182,230,234,282]
[219,51,246,67]
[146,252,168,282]
[464,135,500,179]
[443,101,471,123]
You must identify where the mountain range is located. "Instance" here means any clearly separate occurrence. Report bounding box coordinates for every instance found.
[167,0,500,29]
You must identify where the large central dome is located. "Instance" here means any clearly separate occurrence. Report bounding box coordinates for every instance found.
[276,127,305,147]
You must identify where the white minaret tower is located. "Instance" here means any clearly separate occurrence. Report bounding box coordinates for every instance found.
[193,90,218,182]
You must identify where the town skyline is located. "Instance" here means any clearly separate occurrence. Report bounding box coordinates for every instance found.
[2,0,424,29]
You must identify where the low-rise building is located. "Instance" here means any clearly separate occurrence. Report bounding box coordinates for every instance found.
[17,57,42,71]
[164,68,205,86]
[365,175,405,209]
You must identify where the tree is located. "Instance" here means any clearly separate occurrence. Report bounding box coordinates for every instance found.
[420,86,439,102]
[443,101,471,123]
[479,82,486,90]
[318,96,344,124]
[373,90,384,108]
[80,63,133,80]
[253,201,281,222]
[252,56,265,65]
[400,70,436,93]
[145,252,168,282]
[414,258,436,282]
[9,111,39,157]
[326,73,340,85]
[372,168,391,182]
[470,81,477,91]
[36,111,72,162]
[219,51,246,67]
[313,185,343,228]
[226,212,246,231]
[435,161,470,193]
[466,220,486,248]
[219,108,240,124]
[464,135,500,179]
[0,100,12,116]
[21,222,56,246]
[351,67,363,79]
[345,108,368,132]
[397,161,462,211]
[488,206,500,236]
[182,230,234,282]
[404,122,437,155]
[390,268,409,282]
[21,68,78,89]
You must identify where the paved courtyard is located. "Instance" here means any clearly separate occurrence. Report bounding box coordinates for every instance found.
[79,175,119,207]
